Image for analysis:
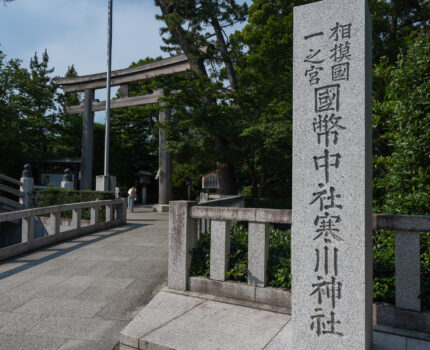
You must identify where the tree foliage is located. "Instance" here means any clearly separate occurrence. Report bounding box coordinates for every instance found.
[373,31,430,215]
[109,58,160,188]
[0,49,61,175]
[1,0,429,207]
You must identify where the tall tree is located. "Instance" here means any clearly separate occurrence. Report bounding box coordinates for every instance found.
[373,31,430,215]
[155,0,248,195]
[54,65,83,158]
[0,50,28,175]
[369,0,430,64]
[19,50,59,156]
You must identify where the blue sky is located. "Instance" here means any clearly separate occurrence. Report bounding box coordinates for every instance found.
[0,0,248,123]
[1,0,165,122]
[0,0,164,75]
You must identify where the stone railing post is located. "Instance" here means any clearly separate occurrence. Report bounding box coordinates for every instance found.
[21,215,34,243]
[106,204,113,222]
[90,205,99,225]
[248,222,269,287]
[168,201,197,290]
[61,168,74,189]
[115,198,127,224]
[210,220,231,281]
[49,212,60,235]
[72,208,81,229]
[20,164,34,209]
[396,231,421,311]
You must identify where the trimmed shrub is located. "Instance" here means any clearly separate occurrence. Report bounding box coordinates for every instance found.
[33,188,114,220]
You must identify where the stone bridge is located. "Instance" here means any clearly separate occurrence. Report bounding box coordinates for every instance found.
[0,206,168,350]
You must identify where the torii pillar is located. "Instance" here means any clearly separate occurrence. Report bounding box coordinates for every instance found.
[158,104,172,207]
[80,88,95,190]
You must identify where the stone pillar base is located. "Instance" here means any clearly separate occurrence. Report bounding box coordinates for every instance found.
[96,175,116,191]
[152,204,169,213]
[61,181,74,190]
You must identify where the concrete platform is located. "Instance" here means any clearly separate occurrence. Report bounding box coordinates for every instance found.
[120,289,430,350]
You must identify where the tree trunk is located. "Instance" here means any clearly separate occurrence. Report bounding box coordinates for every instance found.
[217,161,238,195]
[156,0,238,195]
[244,158,258,197]
[211,16,238,91]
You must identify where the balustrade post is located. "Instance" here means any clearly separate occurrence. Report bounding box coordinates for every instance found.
[49,212,60,235]
[395,230,421,311]
[248,222,269,287]
[72,208,81,229]
[118,198,127,224]
[106,204,113,222]
[20,164,34,209]
[90,206,99,225]
[168,201,197,290]
[21,215,34,243]
[210,220,231,281]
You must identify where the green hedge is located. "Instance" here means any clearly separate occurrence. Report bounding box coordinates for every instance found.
[34,188,114,220]
[189,223,430,310]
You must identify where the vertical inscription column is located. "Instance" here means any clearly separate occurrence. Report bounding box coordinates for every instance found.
[292,1,372,349]
[81,88,95,190]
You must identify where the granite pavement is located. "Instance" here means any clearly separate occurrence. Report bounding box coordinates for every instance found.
[0,205,168,350]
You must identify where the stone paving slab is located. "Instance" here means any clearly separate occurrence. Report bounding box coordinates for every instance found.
[107,261,167,280]
[0,312,45,335]
[120,290,430,350]
[14,297,108,318]
[6,274,70,297]
[0,206,168,350]
[75,286,126,302]
[27,315,128,341]
[0,333,66,350]
[57,339,117,350]
[59,275,135,290]
[96,280,163,322]
[120,291,205,348]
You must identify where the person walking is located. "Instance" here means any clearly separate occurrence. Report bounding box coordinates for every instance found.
[115,183,121,199]
[127,185,136,212]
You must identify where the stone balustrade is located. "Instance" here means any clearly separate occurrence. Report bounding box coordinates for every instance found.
[196,195,245,234]
[0,198,127,261]
[0,173,25,210]
[168,201,430,332]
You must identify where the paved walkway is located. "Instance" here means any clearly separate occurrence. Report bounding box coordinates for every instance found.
[0,206,169,350]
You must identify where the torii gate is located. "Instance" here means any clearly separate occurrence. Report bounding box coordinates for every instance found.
[56,53,191,205]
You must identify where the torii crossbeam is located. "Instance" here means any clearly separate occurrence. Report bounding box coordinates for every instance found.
[56,53,192,205]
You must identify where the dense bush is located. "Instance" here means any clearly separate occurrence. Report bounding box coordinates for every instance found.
[190,224,430,310]
[34,188,114,220]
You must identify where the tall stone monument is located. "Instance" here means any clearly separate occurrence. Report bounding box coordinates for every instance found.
[292,0,372,349]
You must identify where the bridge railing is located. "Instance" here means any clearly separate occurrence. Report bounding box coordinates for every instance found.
[168,201,430,332]
[0,173,24,210]
[196,195,244,234]
[0,198,127,261]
